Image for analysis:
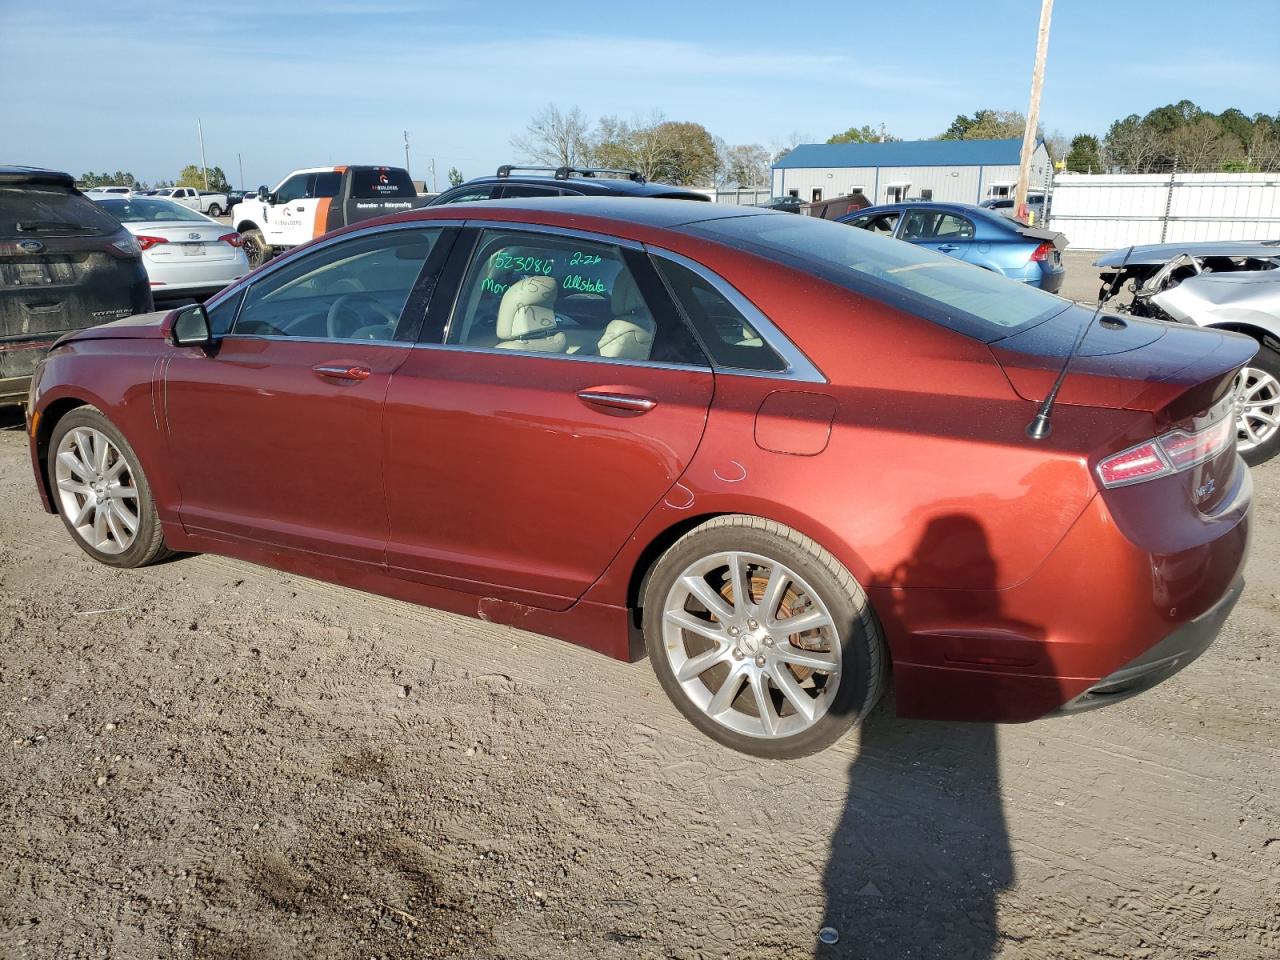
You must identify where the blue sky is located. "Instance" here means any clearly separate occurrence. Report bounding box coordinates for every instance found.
[3,0,1277,189]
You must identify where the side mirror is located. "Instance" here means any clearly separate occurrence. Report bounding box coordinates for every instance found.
[257,185,271,202]
[172,303,213,349]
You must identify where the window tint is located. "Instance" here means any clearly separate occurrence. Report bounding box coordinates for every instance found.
[446,230,705,366]
[233,228,439,341]
[350,167,416,199]
[500,184,562,199]
[902,210,974,241]
[437,185,495,204]
[847,211,899,235]
[312,172,342,198]
[275,175,308,204]
[0,185,122,238]
[654,258,786,372]
[688,214,1067,341]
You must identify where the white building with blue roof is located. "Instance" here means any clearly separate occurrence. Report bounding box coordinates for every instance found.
[771,138,1051,207]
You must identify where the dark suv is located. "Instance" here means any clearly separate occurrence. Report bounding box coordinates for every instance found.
[1,167,151,404]
[427,165,712,206]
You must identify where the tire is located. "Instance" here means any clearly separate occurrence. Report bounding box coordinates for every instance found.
[642,515,886,759]
[48,406,171,568]
[241,228,271,268]
[207,204,223,217]
[1235,342,1280,466]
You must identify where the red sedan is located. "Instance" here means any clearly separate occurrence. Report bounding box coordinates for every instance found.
[25,199,1253,757]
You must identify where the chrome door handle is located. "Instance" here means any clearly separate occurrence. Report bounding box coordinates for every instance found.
[576,390,657,412]
[313,363,371,381]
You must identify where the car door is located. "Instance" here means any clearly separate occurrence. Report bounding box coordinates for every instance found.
[163,224,452,565]
[262,173,311,247]
[897,208,975,262]
[381,226,714,609]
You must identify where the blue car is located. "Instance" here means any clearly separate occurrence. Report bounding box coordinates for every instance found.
[838,201,1066,293]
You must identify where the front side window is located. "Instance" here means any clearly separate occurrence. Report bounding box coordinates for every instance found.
[232,228,440,341]
[275,175,309,204]
[446,230,704,366]
[901,210,974,241]
[654,257,786,372]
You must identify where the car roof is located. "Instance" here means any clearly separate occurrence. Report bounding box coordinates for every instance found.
[847,200,1014,226]
[397,195,765,231]
[450,174,709,199]
[0,165,76,188]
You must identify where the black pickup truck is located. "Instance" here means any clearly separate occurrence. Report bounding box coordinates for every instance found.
[228,165,431,266]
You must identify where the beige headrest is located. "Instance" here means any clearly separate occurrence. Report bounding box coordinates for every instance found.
[495,304,567,353]
[597,315,654,361]
[610,269,646,317]
[497,275,556,339]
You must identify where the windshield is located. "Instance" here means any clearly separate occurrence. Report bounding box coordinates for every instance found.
[94,197,210,223]
[0,184,121,238]
[688,213,1067,341]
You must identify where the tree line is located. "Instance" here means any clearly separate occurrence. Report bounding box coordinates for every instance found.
[78,165,234,192]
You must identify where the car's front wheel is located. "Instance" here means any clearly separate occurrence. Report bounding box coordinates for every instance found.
[643,515,886,758]
[1234,342,1280,466]
[48,407,171,568]
[241,228,271,268]
[207,204,223,217]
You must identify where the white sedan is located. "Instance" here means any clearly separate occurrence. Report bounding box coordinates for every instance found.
[90,196,249,302]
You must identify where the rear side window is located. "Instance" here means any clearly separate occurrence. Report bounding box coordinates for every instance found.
[312,172,342,198]
[0,185,122,238]
[688,214,1066,340]
[350,167,416,199]
[435,185,496,204]
[653,257,786,372]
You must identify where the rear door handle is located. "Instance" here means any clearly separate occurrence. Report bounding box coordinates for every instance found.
[576,389,656,413]
[313,363,371,381]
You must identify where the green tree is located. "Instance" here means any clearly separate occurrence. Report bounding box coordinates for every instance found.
[447,166,464,187]
[176,164,230,192]
[1064,134,1102,173]
[722,143,771,187]
[826,124,897,144]
[938,110,1031,141]
[79,170,137,188]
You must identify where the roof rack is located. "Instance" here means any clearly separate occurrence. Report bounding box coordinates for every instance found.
[495,164,646,184]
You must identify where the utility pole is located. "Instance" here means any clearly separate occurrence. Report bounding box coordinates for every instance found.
[198,118,210,190]
[238,152,245,191]
[429,158,437,193]
[403,131,411,177]
[1015,0,1053,222]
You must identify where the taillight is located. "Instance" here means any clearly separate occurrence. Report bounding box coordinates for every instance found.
[1029,241,1054,262]
[136,235,168,252]
[109,235,142,258]
[219,232,244,248]
[1096,414,1236,488]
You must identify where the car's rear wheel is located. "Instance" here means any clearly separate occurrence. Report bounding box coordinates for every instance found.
[207,204,223,217]
[642,515,886,758]
[49,407,171,568]
[1234,343,1280,466]
[241,228,271,268]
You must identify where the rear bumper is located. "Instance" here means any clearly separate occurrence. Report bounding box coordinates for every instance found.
[1055,576,1243,713]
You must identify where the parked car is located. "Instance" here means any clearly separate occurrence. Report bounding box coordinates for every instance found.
[1096,240,1280,464]
[1,166,151,405]
[840,201,1066,293]
[91,195,249,303]
[981,192,1050,223]
[230,165,431,268]
[83,185,134,199]
[27,199,1252,757]
[151,187,228,217]
[757,196,806,214]
[225,190,251,207]
[806,191,872,220]
[427,165,711,207]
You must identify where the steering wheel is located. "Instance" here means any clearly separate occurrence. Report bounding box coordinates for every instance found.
[325,293,398,339]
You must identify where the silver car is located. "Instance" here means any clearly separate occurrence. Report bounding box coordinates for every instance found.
[90,196,249,302]
[1097,241,1280,465]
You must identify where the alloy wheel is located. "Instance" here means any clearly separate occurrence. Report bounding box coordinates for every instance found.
[660,551,842,740]
[1234,366,1280,453]
[53,427,140,556]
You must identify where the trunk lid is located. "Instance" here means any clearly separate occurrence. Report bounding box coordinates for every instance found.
[132,221,238,262]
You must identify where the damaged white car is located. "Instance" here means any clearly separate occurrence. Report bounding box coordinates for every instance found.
[1097,241,1280,465]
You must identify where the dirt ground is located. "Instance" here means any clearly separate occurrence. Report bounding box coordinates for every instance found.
[2,388,1278,958]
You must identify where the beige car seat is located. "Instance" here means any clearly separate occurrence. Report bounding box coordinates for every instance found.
[597,271,655,360]
[495,276,566,352]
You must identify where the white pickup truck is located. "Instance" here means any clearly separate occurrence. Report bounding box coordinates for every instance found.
[152,187,228,217]
[229,165,428,266]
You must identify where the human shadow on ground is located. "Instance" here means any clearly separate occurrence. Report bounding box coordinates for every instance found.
[817,514,1049,960]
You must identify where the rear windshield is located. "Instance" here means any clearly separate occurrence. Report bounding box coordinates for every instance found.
[0,184,121,238]
[687,214,1067,341]
[350,167,416,199]
[95,197,209,223]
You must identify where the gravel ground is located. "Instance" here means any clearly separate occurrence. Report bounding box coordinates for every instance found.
[1,324,1278,957]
